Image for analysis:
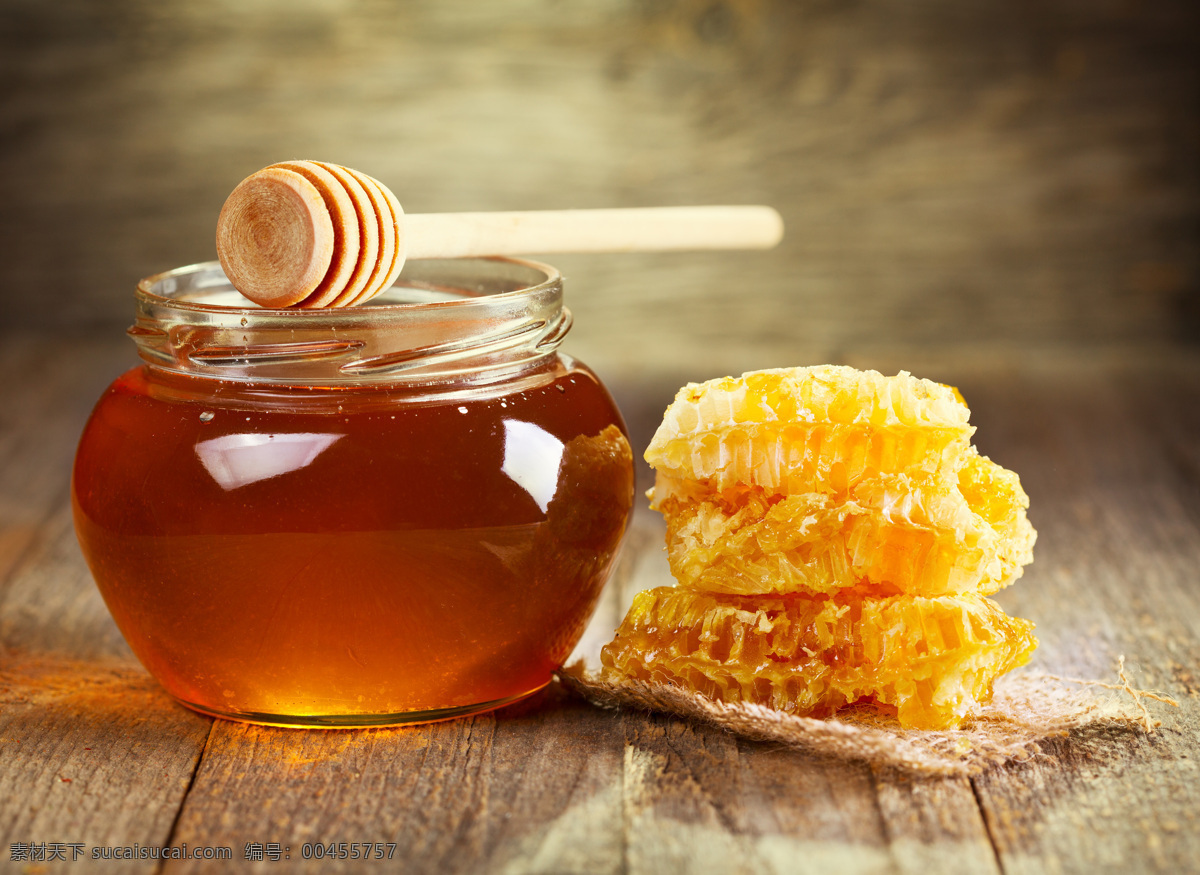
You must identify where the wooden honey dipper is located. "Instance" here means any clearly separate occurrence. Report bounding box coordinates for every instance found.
[215,160,784,308]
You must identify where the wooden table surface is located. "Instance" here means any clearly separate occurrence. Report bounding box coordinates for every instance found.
[0,333,1197,874]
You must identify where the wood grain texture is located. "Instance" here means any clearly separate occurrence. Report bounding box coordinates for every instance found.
[871,775,1000,875]
[617,715,999,875]
[164,687,626,875]
[0,334,138,660]
[0,336,131,599]
[0,0,1196,378]
[953,366,1200,874]
[0,657,212,874]
[0,334,213,872]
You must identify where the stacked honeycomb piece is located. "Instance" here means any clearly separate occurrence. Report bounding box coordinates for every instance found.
[601,365,1038,729]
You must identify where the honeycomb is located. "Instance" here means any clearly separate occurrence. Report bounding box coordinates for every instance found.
[600,587,1037,730]
[644,366,975,495]
[602,365,1037,730]
[524,425,635,664]
[654,447,1036,598]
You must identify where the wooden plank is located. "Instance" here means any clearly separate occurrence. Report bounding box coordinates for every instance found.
[870,775,1001,875]
[0,656,212,874]
[617,706,1002,874]
[0,332,214,871]
[163,685,626,875]
[0,334,133,596]
[0,331,135,662]
[0,502,129,660]
[959,368,1200,873]
[619,714,889,875]
[621,711,764,875]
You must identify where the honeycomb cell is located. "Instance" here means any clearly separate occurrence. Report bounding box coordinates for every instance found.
[645,366,975,495]
[654,448,1036,598]
[522,425,636,663]
[600,587,1037,730]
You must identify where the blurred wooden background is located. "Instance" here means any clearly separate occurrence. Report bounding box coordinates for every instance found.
[1,0,1196,385]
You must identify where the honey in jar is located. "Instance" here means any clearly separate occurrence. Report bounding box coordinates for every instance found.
[72,257,635,726]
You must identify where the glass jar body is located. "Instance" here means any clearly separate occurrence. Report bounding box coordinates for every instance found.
[72,260,634,726]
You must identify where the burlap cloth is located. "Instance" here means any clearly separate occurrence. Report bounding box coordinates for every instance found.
[557,656,1177,777]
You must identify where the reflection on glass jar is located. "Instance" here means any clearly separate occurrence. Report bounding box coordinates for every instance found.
[72,258,635,726]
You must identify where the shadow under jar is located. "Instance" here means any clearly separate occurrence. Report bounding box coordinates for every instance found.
[72,258,635,727]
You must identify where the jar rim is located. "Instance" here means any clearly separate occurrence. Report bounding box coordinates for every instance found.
[136,255,563,316]
[130,257,572,387]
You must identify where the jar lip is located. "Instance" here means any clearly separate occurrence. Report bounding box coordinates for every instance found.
[130,257,572,387]
[136,255,563,316]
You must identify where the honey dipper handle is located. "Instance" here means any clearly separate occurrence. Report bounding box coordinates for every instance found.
[403,206,784,259]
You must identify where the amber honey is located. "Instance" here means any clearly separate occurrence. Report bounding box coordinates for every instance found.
[72,258,634,726]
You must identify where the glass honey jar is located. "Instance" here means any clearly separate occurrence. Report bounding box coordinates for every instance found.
[72,257,635,726]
